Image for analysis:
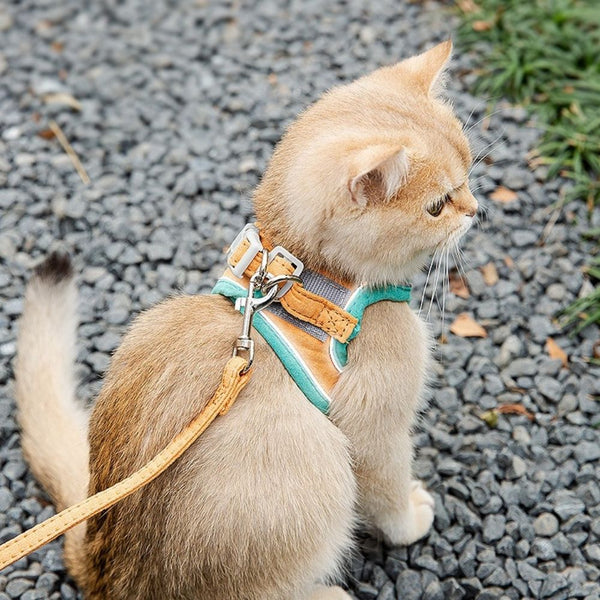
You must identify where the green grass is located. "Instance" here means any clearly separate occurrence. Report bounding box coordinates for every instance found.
[559,228,600,336]
[455,0,600,333]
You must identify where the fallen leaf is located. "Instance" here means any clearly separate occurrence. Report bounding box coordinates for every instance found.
[481,262,499,286]
[472,20,492,31]
[450,313,487,338]
[480,410,499,428]
[42,92,82,111]
[457,0,480,13]
[449,269,470,298]
[38,128,56,140]
[594,340,600,360]
[490,186,518,202]
[497,403,535,421]
[546,337,568,367]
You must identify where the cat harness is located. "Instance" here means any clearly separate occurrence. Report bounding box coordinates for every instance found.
[213,224,411,414]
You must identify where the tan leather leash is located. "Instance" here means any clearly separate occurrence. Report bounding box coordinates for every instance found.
[0,355,251,572]
[0,229,304,572]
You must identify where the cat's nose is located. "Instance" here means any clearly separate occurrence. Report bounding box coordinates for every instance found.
[466,208,477,217]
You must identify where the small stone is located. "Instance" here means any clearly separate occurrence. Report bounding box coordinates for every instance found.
[5,578,33,597]
[0,488,13,512]
[552,491,586,520]
[532,538,557,561]
[3,461,27,481]
[539,572,568,598]
[355,582,378,600]
[423,580,443,600]
[535,376,563,402]
[482,514,505,543]
[534,513,559,537]
[377,581,395,600]
[396,570,422,600]
[508,456,527,479]
[584,544,600,566]
[574,441,600,464]
[512,230,538,247]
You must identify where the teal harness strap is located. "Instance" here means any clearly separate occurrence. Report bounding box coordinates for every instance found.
[213,277,411,414]
[331,284,412,370]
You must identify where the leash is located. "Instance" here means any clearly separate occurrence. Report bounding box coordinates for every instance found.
[0,258,290,572]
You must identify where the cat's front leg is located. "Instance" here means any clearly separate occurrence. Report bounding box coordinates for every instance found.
[330,302,434,546]
[352,418,434,546]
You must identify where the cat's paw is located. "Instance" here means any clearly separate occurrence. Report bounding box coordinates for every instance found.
[377,480,435,546]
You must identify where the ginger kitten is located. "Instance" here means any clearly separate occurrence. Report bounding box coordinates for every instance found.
[15,41,477,599]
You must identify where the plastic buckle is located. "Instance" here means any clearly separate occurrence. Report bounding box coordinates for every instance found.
[227,224,263,279]
[268,246,304,298]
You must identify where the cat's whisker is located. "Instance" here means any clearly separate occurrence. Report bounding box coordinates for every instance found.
[463,107,505,138]
[440,244,450,338]
[419,244,443,316]
[427,246,444,320]
[472,134,511,173]
[469,131,507,177]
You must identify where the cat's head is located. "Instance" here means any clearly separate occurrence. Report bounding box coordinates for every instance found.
[254,41,477,286]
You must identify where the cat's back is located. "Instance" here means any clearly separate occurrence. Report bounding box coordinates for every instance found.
[83,293,356,600]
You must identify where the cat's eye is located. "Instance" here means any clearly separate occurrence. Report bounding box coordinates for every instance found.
[427,193,451,217]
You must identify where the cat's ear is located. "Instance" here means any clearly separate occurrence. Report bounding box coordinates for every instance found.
[348,144,408,207]
[403,40,452,97]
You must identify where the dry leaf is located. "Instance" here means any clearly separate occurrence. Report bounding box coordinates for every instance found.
[497,403,535,421]
[546,337,568,368]
[472,20,492,31]
[42,92,82,111]
[490,186,518,202]
[449,269,470,299]
[38,128,56,140]
[593,340,600,359]
[481,262,499,286]
[450,313,487,338]
[457,0,480,13]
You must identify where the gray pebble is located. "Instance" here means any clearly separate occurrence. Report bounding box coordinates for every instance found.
[534,513,559,537]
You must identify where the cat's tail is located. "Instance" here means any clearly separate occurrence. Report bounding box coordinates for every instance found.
[15,251,89,575]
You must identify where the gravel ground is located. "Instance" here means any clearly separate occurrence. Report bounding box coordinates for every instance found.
[1,1,600,599]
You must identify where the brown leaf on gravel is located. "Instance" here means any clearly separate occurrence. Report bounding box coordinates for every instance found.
[490,186,518,202]
[497,403,535,421]
[472,20,492,31]
[38,128,56,140]
[42,92,82,111]
[481,262,499,286]
[546,337,568,367]
[449,270,470,299]
[450,313,487,338]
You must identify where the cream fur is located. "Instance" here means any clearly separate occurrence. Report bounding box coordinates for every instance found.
[15,41,477,599]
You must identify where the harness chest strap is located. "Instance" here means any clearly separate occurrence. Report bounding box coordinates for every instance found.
[228,238,358,343]
[0,356,251,572]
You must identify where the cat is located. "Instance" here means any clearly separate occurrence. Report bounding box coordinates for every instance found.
[14,41,477,599]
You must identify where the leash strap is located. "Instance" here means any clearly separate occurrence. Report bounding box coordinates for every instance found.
[228,239,358,343]
[0,356,251,572]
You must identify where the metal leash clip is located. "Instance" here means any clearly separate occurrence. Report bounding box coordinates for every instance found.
[232,252,302,373]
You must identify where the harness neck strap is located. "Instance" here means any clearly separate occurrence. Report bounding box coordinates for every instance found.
[227,226,358,343]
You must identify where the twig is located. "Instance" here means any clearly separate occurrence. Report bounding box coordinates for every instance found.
[48,120,90,185]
